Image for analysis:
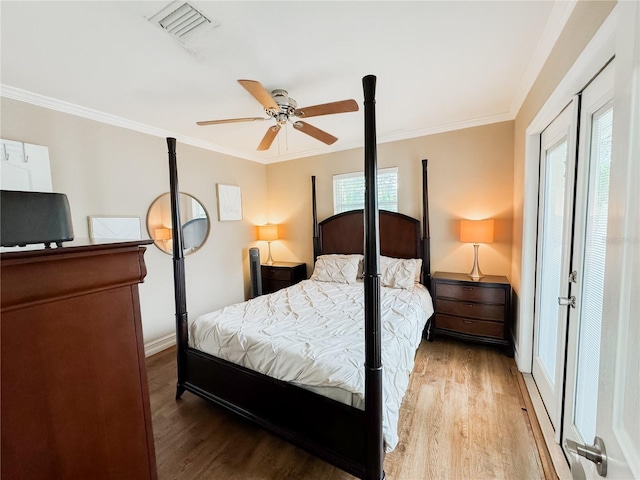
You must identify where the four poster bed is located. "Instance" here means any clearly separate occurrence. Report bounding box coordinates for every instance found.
[166,76,433,480]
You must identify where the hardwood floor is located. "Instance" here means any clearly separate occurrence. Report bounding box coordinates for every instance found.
[147,338,546,479]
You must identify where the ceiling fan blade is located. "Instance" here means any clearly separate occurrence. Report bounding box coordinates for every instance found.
[238,79,279,112]
[294,99,359,118]
[197,117,268,126]
[257,124,281,151]
[292,121,338,145]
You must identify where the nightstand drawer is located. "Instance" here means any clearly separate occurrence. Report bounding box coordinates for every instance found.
[264,279,291,292]
[435,283,505,304]
[260,262,306,294]
[262,267,292,281]
[436,314,504,339]
[435,298,504,322]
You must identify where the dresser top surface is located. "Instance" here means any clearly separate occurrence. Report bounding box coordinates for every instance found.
[1,238,152,261]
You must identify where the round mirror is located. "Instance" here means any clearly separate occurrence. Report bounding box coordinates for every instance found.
[146,192,210,255]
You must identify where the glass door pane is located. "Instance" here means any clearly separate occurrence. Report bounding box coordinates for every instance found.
[533,101,577,432]
[573,104,613,442]
[537,139,569,386]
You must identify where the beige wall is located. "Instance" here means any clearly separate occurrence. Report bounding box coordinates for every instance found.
[266,121,514,279]
[0,98,268,345]
[510,1,615,360]
[0,98,513,347]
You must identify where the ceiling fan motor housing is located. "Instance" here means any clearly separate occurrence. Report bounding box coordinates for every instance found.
[268,89,297,124]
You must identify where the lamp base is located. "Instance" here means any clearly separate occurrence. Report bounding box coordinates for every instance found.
[468,243,484,281]
[265,241,274,266]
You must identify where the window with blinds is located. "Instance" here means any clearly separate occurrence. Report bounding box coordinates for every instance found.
[192,198,207,219]
[333,167,398,214]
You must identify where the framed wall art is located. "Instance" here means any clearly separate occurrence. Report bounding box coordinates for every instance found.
[216,184,243,221]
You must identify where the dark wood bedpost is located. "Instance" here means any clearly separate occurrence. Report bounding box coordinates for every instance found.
[421,159,431,288]
[362,74,385,480]
[312,175,321,261]
[167,137,188,400]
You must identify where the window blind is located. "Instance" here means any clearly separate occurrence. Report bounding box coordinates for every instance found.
[573,105,612,442]
[537,139,569,386]
[333,167,398,214]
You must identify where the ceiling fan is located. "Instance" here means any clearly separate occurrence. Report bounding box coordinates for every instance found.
[197,79,359,151]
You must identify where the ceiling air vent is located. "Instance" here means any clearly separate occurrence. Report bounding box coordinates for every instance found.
[149,2,217,43]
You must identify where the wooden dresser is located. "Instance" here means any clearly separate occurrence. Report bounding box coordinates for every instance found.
[261,261,307,294]
[430,271,512,355]
[1,240,157,479]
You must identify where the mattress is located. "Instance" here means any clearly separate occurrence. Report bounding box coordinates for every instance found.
[189,278,433,451]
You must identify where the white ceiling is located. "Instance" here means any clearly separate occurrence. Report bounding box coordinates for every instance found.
[1,1,572,164]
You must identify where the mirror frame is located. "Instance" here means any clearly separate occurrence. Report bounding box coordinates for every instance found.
[146,192,210,256]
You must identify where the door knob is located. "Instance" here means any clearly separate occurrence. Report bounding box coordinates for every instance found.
[565,436,607,477]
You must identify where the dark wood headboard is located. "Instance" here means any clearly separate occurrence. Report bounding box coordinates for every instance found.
[317,210,421,259]
[311,159,431,287]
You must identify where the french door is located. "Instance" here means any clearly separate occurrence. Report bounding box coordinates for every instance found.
[531,4,639,478]
[562,3,639,477]
[533,61,616,441]
[561,61,614,459]
[532,99,578,433]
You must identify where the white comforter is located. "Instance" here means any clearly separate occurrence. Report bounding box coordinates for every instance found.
[190,279,433,451]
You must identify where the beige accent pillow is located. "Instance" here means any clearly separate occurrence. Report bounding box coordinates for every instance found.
[380,256,418,289]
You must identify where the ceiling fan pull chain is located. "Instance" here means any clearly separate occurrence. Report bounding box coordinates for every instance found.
[285,122,289,152]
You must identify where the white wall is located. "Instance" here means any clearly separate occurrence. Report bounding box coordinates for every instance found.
[0,98,268,351]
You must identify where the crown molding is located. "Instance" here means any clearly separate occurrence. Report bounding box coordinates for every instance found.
[377,111,515,146]
[261,111,515,164]
[2,84,513,166]
[0,85,267,164]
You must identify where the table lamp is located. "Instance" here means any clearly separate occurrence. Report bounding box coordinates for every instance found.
[154,228,172,248]
[258,224,279,266]
[460,219,494,281]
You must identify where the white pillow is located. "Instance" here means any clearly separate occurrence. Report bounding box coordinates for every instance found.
[311,254,362,284]
[380,256,418,289]
[414,258,423,283]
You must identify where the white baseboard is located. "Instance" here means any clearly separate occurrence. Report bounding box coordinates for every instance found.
[144,333,176,357]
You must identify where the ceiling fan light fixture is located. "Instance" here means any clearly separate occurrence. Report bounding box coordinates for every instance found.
[275,113,288,125]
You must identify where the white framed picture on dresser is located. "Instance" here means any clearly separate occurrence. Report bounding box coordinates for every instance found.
[88,216,142,240]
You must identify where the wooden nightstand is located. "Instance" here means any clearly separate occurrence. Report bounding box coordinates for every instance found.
[261,262,307,294]
[429,271,512,355]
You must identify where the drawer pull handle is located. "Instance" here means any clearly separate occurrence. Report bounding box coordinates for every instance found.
[463,287,474,291]
[464,303,474,307]
[463,320,473,324]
